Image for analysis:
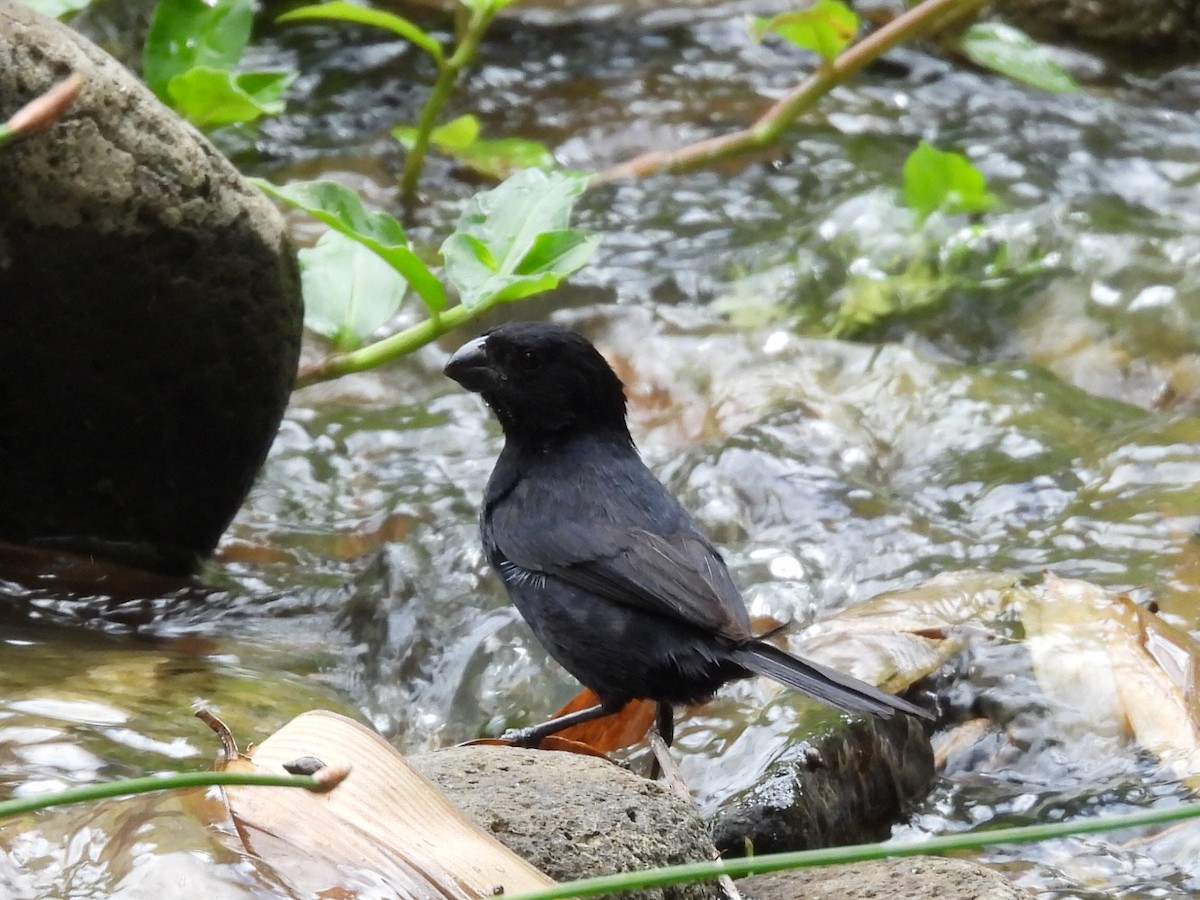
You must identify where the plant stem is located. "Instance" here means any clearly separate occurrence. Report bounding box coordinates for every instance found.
[0,124,11,147]
[0,771,323,820]
[504,801,1200,900]
[399,3,498,207]
[594,0,986,182]
[296,302,479,388]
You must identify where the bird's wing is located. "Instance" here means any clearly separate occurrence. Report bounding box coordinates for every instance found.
[491,515,752,637]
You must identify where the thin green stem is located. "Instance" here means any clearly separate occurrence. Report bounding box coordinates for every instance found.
[296,301,477,388]
[399,3,498,207]
[0,124,12,146]
[505,802,1200,900]
[595,0,986,182]
[0,771,322,820]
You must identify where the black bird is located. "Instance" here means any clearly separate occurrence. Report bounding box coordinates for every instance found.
[444,321,930,746]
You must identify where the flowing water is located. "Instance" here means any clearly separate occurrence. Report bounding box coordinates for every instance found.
[5,1,1200,896]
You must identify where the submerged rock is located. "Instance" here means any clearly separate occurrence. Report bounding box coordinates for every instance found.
[710,712,935,855]
[414,746,722,900]
[0,1,301,574]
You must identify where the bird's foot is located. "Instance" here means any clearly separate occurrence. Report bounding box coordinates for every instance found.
[498,726,542,748]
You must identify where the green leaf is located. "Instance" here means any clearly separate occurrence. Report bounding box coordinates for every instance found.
[444,137,556,181]
[515,230,597,275]
[15,0,94,18]
[959,22,1078,94]
[143,0,254,98]
[901,141,997,221]
[277,2,444,65]
[750,0,858,62]
[449,233,497,270]
[252,178,447,313]
[440,169,599,309]
[393,115,556,180]
[167,68,294,127]
[300,230,408,349]
[428,115,480,151]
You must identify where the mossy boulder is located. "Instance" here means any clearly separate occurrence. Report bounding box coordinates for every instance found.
[0,1,301,574]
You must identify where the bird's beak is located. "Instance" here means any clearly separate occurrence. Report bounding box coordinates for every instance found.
[444,335,498,393]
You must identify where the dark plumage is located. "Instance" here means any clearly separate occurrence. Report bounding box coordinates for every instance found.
[444,322,930,745]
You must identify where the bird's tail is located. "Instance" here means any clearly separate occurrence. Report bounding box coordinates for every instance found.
[729,640,931,720]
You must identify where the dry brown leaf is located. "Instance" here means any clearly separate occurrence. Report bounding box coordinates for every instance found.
[213,710,564,899]
[550,690,658,752]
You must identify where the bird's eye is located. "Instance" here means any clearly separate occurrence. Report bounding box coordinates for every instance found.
[518,349,541,370]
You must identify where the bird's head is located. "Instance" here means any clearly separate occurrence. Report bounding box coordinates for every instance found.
[444,322,630,446]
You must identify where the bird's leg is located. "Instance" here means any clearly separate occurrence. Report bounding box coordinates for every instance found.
[648,702,675,780]
[655,702,675,747]
[500,699,623,748]
[647,720,745,900]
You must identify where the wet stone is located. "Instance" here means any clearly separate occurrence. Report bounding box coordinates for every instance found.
[413,745,722,900]
[710,712,935,855]
[0,1,301,574]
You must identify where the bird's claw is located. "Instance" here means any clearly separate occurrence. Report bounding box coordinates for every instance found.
[499,727,541,748]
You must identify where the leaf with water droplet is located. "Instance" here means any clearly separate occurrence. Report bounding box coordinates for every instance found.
[143,0,254,98]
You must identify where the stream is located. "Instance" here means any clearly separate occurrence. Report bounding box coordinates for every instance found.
[5,0,1200,896]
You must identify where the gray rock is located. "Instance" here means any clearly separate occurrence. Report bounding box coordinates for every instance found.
[739,857,1030,899]
[711,713,935,855]
[0,1,301,574]
[999,0,1200,54]
[413,746,723,900]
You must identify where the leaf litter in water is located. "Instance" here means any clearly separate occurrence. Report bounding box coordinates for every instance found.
[795,569,1024,694]
[788,566,1200,792]
[834,569,1200,785]
[1020,572,1200,785]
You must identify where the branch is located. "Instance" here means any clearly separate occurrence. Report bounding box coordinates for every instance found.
[594,0,986,182]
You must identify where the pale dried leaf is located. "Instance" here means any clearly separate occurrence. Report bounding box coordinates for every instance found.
[796,570,1022,692]
[219,710,562,899]
[1023,573,1200,783]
